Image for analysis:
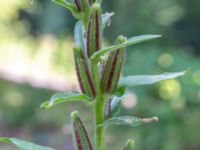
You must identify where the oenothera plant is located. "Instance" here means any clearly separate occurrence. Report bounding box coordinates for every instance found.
[0,0,186,150]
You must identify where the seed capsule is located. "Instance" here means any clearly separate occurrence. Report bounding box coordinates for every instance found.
[86,3,103,57]
[71,111,93,150]
[101,36,127,94]
[73,46,96,98]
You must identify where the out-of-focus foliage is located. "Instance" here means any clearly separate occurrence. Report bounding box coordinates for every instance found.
[0,0,200,150]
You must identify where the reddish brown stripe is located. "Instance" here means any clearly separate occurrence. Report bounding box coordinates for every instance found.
[95,13,99,51]
[106,49,120,92]
[75,58,86,94]
[86,19,92,57]
[73,123,83,150]
[79,118,93,150]
[75,0,81,11]
[107,99,112,118]
[82,60,96,97]
[101,63,108,82]
[115,49,125,85]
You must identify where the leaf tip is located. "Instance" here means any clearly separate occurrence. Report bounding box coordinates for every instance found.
[142,116,159,123]
[40,101,50,109]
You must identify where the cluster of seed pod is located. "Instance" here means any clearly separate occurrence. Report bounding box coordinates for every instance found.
[73,0,126,100]
[72,0,127,149]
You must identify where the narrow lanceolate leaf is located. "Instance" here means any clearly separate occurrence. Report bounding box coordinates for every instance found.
[74,21,86,50]
[40,92,93,109]
[0,137,55,150]
[105,96,124,118]
[86,2,103,57]
[71,111,93,150]
[91,34,161,62]
[99,116,159,127]
[101,36,126,94]
[74,46,96,97]
[118,71,186,88]
[123,139,135,150]
[53,0,77,12]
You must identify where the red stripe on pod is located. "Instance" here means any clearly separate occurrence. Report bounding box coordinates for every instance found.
[71,111,93,150]
[86,3,102,57]
[101,36,127,94]
[73,46,96,98]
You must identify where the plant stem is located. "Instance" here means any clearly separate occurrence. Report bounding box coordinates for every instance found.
[91,63,105,150]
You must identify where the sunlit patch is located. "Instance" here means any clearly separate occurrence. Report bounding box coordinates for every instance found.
[171,97,185,110]
[192,70,200,85]
[122,92,137,109]
[4,91,25,107]
[158,53,174,68]
[159,79,181,100]
[155,5,185,26]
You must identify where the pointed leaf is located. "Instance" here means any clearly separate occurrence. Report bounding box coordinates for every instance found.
[91,34,161,62]
[118,71,186,88]
[74,21,86,50]
[105,95,125,118]
[40,92,93,109]
[53,0,76,12]
[71,111,93,150]
[123,139,135,150]
[99,116,159,127]
[0,137,55,150]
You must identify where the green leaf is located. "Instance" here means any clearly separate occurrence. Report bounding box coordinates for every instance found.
[52,0,80,19]
[99,116,158,127]
[0,137,55,150]
[40,92,93,109]
[91,34,161,62]
[118,71,186,88]
[74,21,86,51]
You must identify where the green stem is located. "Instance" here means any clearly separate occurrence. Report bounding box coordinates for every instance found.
[92,63,105,150]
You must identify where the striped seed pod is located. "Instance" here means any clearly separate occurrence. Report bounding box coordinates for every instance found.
[86,2,103,57]
[101,35,127,94]
[123,139,135,150]
[73,46,96,98]
[71,111,93,150]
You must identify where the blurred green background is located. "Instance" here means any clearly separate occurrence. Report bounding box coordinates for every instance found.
[0,0,200,150]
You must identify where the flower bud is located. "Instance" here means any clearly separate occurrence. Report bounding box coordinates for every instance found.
[71,111,93,150]
[101,35,127,94]
[86,3,103,57]
[73,46,96,98]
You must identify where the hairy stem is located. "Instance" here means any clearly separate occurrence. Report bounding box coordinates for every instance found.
[92,63,105,150]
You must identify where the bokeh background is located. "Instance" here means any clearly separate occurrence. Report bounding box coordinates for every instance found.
[0,0,200,150]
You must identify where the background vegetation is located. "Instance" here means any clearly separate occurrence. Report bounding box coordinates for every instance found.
[0,0,199,149]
